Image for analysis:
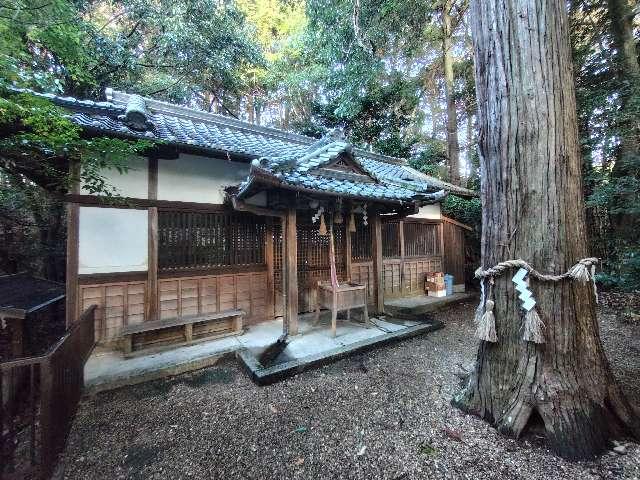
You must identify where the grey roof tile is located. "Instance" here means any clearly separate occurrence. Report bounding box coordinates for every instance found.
[18,88,475,200]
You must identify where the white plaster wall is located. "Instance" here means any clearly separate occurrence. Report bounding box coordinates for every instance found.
[157,153,250,204]
[408,203,441,220]
[81,157,148,199]
[79,207,148,274]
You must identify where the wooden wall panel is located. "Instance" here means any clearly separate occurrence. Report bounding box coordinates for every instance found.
[382,260,403,297]
[81,270,270,344]
[79,281,147,343]
[351,262,374,302]
[158,272,268,323]
[402,256,443,295]
[442,219,466,285]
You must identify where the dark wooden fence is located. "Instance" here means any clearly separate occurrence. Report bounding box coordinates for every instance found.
[0,305,96,480]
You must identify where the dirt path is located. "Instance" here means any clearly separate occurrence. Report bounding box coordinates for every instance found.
[61,297,640,479]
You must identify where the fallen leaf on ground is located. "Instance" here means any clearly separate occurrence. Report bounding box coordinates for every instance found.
[443,428,464,442]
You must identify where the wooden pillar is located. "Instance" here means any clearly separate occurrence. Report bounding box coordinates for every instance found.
[265,218,275,319]
[371,213,384,314]
[146,158,159,322]
[147,207,159,322]
[344,222,352,282]
[284,207,298,334]
[65,161,80,327]
[438,220,445,271]
[399,220,406,295]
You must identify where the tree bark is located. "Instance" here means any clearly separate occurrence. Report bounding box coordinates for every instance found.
[442,0,461,185]
[453,0,640,460]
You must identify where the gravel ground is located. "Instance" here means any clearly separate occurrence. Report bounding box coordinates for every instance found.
[61,296,640,480]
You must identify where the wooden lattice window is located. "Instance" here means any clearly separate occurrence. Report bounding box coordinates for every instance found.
[382,222,401,258]
[158,210,265,271]
[404,222,440,257]
[351,220,371,261]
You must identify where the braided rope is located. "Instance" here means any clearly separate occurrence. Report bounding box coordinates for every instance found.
[474,257,599,282]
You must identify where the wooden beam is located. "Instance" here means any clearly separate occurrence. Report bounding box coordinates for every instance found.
[284,207,298,335]
[344,223,352,282]
[146,158,159,323]
[371,214,384,314]
[265,218,275,319]
[399,220,406,295]
[231,197,286,218]
[147,207,159,322]
[148,157,158,200]
[441,215,473,231]
[65,202,80,327]
[65,160,81,327]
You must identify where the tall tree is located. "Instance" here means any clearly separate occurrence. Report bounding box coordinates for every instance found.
[440,0,466,185]
[453,0,640,460]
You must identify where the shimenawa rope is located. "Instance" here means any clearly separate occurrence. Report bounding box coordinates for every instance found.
[473,257,599,344]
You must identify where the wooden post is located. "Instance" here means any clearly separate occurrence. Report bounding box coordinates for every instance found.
[371,213,384,314]
[146,158,159,322]
[399,220,406,295]
[65,161,80,327]
[65,203,79,327]
[344,223,352,282]
[438,220,445,271]
[284,207,298,335]
[265,218,275,319]
[147,208,159,322]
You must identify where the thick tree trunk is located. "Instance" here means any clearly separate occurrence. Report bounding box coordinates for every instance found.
[442,1,461,185]
[453,0,640,459]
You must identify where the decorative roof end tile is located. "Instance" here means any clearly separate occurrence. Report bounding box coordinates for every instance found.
[119,94,154,131]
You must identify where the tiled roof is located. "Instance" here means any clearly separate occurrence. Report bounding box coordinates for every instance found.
[240,140,447,204]
[18,88,476,201]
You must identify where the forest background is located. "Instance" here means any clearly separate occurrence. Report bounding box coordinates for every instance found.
[0,0,637,291]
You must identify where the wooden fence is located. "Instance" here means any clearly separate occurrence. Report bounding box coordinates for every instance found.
[0,305,96,480]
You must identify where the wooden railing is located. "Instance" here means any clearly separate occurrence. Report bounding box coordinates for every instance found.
[0,305,96,480]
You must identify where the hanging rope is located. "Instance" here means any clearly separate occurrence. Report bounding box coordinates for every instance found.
[473,257,599,344]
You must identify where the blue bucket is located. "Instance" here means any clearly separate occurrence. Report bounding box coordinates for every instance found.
[444,274,454,296]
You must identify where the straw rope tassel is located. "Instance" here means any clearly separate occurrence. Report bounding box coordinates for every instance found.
[474,278,486,325]
[476,278,497,343]
[319,213,327,235]
[523,307,545,344]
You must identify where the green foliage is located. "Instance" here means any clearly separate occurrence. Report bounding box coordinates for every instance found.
[571,0,640,291]
[441,194,481,235]
[409,139,449,179]
[0,90,149,194]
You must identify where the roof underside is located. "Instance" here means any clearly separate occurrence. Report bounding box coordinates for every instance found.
[19,88,477,201]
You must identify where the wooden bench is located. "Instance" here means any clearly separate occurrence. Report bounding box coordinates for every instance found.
[121,309,244,355]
